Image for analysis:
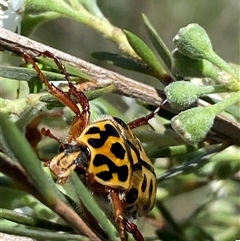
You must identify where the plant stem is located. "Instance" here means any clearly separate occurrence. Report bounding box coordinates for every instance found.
[210,90,240,115]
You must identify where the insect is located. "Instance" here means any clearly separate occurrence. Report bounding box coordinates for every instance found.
[20,49,161,241]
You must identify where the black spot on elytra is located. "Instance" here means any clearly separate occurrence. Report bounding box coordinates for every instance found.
[132,162,142,171]
[144,179,154,211]
[126,187,138,204]
[86,124,120,148]
[85,126,100,135]
[128,140,155,175]
[96,171,113,182]
[141,174,147,192]
[113,117,128,130]
[110,142,125,159]
[141,161,155,175]
[149,179,153,197]
[93,154,128,182]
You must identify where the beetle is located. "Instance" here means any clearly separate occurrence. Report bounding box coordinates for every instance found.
[20,49,161,241]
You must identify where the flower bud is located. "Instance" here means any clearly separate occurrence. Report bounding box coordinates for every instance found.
[174,24,237,78]
[164,81,227,109]
[171,90,240,143]
[173,24,212,60]
[171,107,215,144]
[171,49,219,80]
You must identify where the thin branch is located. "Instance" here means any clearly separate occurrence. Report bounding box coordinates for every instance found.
[0,28,164,105]
[0,28,240,145]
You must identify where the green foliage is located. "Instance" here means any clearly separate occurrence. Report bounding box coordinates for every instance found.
[0,1,239,241]
[142,14,175,80]
[124,30,168,83]
[91,52,154,76]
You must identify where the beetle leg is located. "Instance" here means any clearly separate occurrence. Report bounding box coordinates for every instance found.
[20,50,80,116]
[41,127,62,144]
[41,50,90,141]
[128,100,167,129]
[123,219,144,241]
[18,49,90,141]
[110,191,126,241]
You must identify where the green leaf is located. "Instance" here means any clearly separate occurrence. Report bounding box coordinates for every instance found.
[0,208,71,232]
[0,65,71,82]
[92,51,154,75]
[0,114,63,204]
[36,57,93,82]
[157,143,229,182]
[0,224,88,241]
[69,173,118,241]
[150,144,199,158]
[142,14,176,80]
[124,30,169,85]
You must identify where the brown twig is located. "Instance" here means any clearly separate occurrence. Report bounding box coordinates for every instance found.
[0,28,164,105]
[0,28,240,145]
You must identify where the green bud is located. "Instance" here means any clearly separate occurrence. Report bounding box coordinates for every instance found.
[171,90,240,143]
[173,23,212,60]
[174,24,237,78]
[171,107,215,144]
[164,81,228,109]
[171,49,219,80]
[165,81,199,109]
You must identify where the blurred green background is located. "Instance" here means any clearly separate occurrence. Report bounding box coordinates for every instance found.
[31,0,239,83]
